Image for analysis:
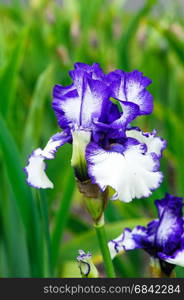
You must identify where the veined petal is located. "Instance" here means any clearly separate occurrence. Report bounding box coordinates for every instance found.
[126,128,166,158]
[52,75,109,130]
[53,86,81,128]
[80,77,110,128]
[155,193,183,218]
[107,69,153,115]
[71,62,105,80]
[111,101,139,129]
[108,226,147,259]
[155,194,184,254]
[86,142,163,202]
[24,131,71,189]
[107,70,126,100]
[125,70,153,114]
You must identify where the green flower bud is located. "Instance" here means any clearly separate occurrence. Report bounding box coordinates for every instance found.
[77,250,99,278]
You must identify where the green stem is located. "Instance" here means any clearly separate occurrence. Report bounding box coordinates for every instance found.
[94,216,116,278]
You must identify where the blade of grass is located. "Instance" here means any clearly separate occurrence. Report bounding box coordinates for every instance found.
[0,26,29,118]
[1,170,30,277]
[23,64,54,156]
[51,167,75,273]
[0,115,44,276]
[151,21,184,66]
[118,0,156,70]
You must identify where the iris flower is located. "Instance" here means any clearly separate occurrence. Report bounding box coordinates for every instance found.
[24,63,166,203]
[108,194,184,274]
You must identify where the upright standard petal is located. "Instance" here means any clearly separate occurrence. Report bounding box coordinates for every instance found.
[125,70,153,115]
[86,141,163,202]
[108,69,153,115]
[110,101,139,130]
[80,76,110,128]
[24,131,71,189]
[53,86,81,129]
[52,74,109,130]
[70,62,105,81]
[155,194,184,255]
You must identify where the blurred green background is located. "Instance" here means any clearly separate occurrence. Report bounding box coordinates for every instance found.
[0,0,184,278]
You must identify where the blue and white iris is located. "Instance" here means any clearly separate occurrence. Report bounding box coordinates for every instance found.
[24,63,166,203]
[108,194,184,269]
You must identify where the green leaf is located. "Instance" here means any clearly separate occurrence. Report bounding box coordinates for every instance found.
[0,115,44,276]
[1,175,30,277]
[152,22,184,66]
[118,0,156,70]
[23,64,54,155]
[0,27,28,117]
[51,167,76,272]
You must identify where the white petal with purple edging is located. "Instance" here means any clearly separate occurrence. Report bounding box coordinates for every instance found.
[126,128,166,157]
[108,226,147,259]
[108,70,153,115]
[111,101,139,129]
[24,149,53,189]
[24,131,71,189]
[53,88,82,127]
[124,70,153,114]
[86,142,163,202]
[53,76,109,129]
[80,77,109,128]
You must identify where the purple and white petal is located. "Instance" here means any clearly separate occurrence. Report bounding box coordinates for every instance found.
[124,70,153,115]
[111,101,139,129]
[108,226,147,259]
[53,74,109,130]
[24,131,71,189]
[155,194,184,254]
[71,62,105,80]
[126,128,167,158]
[107,69,153,115]
[77,249,92,262]
[53,85,81,128]
[159,232,184,267]
[79,76,110,128]
[107,70,126,99]
[86,142,163,203]
[158,245,184,267]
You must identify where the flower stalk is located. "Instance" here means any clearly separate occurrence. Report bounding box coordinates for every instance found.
[77,179,115,277]
[94,215,116,278]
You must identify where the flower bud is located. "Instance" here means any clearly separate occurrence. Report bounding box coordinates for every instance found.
[77,179,108,224]
[77,250,99,278]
